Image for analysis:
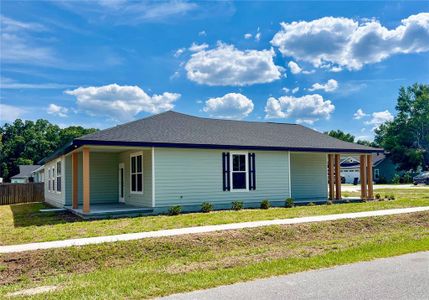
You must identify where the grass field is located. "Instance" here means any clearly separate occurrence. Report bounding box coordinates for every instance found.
[0,211,428,299]
[0,189,428,245]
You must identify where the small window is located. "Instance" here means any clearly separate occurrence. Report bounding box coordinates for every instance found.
[231,153,248,190]
[374,169,380,179]
[56,161,62,192]
[52,167,55,192]
[48,168,51,191]
[130,153,143,193]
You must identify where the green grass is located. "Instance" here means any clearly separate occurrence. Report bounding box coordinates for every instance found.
[0,211,428,299]
[0,189,428,245]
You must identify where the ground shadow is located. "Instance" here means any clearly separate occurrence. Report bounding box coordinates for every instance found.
[10,202,82,228]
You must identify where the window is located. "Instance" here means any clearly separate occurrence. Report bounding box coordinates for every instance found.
[374,169,380,179]
[130,152,143,193]
[48,168,51,191]
[56,161,62,192]
[52,167,55,192]
[230,153,248,191]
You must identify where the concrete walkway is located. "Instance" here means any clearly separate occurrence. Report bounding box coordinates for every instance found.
[161,251,429,300]
[1,206,429,254]
[342,184,429,192]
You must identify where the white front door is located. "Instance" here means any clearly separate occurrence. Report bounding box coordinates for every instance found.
[119,163,125,203]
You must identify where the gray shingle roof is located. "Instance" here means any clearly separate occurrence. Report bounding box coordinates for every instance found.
[11,165,41,179]
[75,111,381,153]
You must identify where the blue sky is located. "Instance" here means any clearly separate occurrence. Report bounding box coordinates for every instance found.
[1,1,428,141]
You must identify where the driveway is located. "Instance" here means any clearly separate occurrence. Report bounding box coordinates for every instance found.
[161,251,429,300]
[342,184,429,192]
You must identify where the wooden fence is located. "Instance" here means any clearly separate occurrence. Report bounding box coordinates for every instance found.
[0,183,44,205]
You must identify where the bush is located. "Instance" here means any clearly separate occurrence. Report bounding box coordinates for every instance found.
[403,172,413,184]
[168,205,182,216]
[260,199,271,209]
[285,198,294,208]
[392,174,401,184]
[231,201,244,211]
[307,202,316,206]
[388,194,395,200]
[201,202,213,213]
[326,200,333,205]
[375,193,381,200]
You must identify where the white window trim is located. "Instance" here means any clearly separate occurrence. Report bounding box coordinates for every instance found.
[130,151,144,195]
[56,159,62,194]
[52,166,56,193]
[230,152,249,192]
[48,167,51,192]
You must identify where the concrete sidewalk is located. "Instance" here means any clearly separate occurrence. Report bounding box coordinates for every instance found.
[1,206,428,254]
[161,251,429,300]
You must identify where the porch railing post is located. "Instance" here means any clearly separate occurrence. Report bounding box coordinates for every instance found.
[83,147,90,213]
[72,152,78,209]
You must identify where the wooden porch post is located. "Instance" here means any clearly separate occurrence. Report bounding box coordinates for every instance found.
[334,154,341,200]
[72,152,78,209]
[360,155,367,200]
[82,147,90,213]
[328,154,334,200]
[367,154,374,200]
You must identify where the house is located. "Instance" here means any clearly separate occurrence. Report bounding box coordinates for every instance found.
[10,165,42,183]
[31,165,45,183]
[340,154,397,184]
[39,111,381,218]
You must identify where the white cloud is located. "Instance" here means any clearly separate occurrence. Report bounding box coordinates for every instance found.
[244,33,252,39]
[282,87,290,93]
[264,94,335,124]
[0,104,26,122]
[174,48,185,57]
[198,30,207,36]
[288,61,302,74]
[65,83,180,122]
[185,43,282,86]
[353,108,368,120]
[189,42,208,52]
[292,87,299,94]
[365,110,394,129]
[0,15,46,32]
[255,32,261,42]
[0,77,71,89]
[203,93,254,119]
[271,13,429,70]
[308,79,338,92]
[47,104,69,117]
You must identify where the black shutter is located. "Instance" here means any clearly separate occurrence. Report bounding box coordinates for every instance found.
[248,153,256,190]
[222,152,231,191]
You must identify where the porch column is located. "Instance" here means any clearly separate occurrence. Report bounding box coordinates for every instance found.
[366,154,374,200]
[360,155,367,200]
[72,152,78,209]
[82,147,90,213]
[334,154,341,200]
[328,154,335,200]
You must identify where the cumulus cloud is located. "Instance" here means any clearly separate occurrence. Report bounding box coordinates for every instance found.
[174,47,185,57]
[353,108,368,120]
[203,93,254,119]
[189,42,208,52]
[292,87,299,94]
[271,13,429,70]
[264,94,335,124]
[185,43,282,86]
[365,110,394,129]
[47,104,69,117]
[255,31,261,42]
[0,104,26,122]
[65,84,180,121]
[288,61,302,74]
[308,79,338,92]
[198,30,206,36]
[244,33,252,39]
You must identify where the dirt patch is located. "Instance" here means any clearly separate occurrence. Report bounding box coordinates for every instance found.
[6,285,58,297]
[1,212,428,286]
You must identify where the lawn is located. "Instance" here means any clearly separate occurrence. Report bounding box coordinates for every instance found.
[0,211,428,299]
[0,189,428,245]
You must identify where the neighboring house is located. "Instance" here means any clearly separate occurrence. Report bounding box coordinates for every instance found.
[10,165,42,183]
[39,111,381,218]
[340,154,397,184]
[31,165,45,183]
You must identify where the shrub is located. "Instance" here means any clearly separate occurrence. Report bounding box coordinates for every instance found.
[388,194,395,200]
[285,198,294,208]
[307,202,315,206]
[201,202,213,213]
[231,201,244,211]
[375,193,381,200]
[403,172,413,184]
[392,174,401,184]
[168,205,182,216]
[260,199,271,209]
[326,200,333,205]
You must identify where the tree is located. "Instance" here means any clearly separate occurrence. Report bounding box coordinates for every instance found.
[375,83,429,171]
[325,130,355,143]
[0,119,97,181]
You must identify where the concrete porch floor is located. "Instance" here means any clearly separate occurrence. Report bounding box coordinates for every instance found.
[64,203,153,219]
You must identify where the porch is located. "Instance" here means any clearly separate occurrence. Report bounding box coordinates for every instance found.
[64,203,153,219]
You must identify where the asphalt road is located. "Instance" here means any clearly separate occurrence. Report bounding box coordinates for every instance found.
[161,251,429,300]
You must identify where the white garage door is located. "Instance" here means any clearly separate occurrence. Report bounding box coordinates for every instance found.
[341,169,360,184]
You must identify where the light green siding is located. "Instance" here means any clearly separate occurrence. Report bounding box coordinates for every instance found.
[154,148,290,207]
[118,149,152,207]
[290,152,328,200]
